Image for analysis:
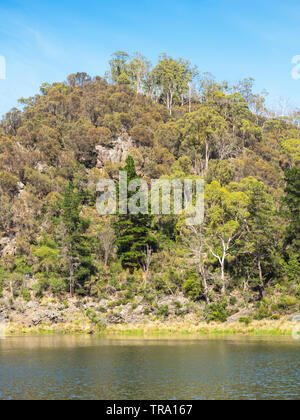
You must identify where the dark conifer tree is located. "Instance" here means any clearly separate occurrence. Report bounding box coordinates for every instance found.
[57,182,95,296]
[115,156,158,273]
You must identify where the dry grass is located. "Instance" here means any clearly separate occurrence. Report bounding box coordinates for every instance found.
[6,322,92,336]
[104,319,295,337]
[5,318,297,337]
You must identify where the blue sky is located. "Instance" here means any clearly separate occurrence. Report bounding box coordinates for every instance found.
[0,0,299,116]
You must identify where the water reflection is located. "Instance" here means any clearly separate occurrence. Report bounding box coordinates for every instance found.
[0,335,299,400]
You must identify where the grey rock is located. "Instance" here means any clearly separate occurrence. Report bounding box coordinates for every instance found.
[96,136,134,168]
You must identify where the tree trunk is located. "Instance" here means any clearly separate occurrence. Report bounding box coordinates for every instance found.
[143,271,148,290]
[69,258,75,298]
[258,258,264,300]
[221,267,226,294]
[198,262,209,304]
[205,142,210,171]
[221,255,226,295]
[203,276,210,304]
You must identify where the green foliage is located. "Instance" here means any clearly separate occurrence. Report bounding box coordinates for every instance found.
[151,53,194,115]
[239,317,252,325]
[183,271,203,301]
[285,254,300,283]
[49,278,67,294]
[0,266,8,297]
[115,156,158,272]
[86,309,100,324]
[157,305,170,318]
[253,300,272,320]
[21,288,31,302]
[295,285,300,299]
[283,167,300,254]
[32,237,60,274]
[8,273,26,298]
[204,301,228,323]
[229,296,237,306]
[56,182,96,296]
[15,257,33,276]
[32,275,50,298]
[0,171,19,197]
[0,51,299,321]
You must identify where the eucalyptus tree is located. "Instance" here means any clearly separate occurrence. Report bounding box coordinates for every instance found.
[151,54,194,115]
[229,177,277,299]
[204,181,250,294]
[128,52,151,94]
[179,107,228,173]
[106,51,130,84]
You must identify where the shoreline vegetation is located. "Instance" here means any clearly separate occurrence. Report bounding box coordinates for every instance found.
[0,53,299,338]
[5,318,299,338]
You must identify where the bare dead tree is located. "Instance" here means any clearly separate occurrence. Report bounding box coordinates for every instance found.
[98,221,116,267]
[181,225,210,303]
[142,245,153,290]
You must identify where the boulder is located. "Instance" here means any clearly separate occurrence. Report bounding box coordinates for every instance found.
[96,136,134,168]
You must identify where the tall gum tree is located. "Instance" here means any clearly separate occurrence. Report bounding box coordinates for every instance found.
[204,181,250,294]
[179,107,228,174]
[151,54,194,116]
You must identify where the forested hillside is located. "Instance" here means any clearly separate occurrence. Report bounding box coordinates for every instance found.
[0,52,299,325]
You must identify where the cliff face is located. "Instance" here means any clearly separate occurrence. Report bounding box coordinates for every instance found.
[0,136,134,258]
[0,236,17,257]
[96,136,134,168]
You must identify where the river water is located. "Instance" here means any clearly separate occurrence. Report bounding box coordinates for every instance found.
[0,335,299,400]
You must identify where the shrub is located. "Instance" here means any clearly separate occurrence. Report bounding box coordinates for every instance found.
[131,302,138,310]
[8,273,26,297]
[239,317,252,325]
[154,276,169,293]
[21,288,31,302]
[174,301,182,309]
[183,271,203,301]
[285,254,300,283]
[76,288,88,296]
[253,307,272,320]
[157,305,169,318]
[15,257,33,276]
[204,301,228,323]
[86,309,99,324]
[96,321,107,333]
[49,278,66,295]
[230,296,237,306]
[0,266,8,298]
[168,269,182,287]
[32,276,50,298]
[277,295,298,310]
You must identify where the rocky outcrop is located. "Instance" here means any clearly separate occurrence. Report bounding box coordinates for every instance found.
[0,292,194,328]
[96,136,134,168]
[0,236,17,256]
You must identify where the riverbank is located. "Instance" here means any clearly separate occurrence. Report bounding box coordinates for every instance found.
[4,318,299,338]
[1,333,300,400]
